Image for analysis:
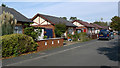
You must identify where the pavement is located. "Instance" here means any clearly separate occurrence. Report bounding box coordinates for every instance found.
[2,35,119,67]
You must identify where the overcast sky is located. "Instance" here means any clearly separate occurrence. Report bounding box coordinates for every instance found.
[2,2,118,23]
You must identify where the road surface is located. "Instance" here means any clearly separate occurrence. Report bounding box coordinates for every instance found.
[2,35,119,67]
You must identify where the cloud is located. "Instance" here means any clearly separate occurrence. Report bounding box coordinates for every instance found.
[33,2,117,22]
[4,2,118,22]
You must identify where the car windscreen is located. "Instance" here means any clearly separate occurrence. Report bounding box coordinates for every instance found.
[99,31,108,34]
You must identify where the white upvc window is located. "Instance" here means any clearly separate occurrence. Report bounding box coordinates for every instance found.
[45,42,47,46]
[52,41,54,44]
[58,40,60,44]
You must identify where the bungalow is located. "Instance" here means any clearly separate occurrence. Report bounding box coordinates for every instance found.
[90,23,103,34]
[72,20,95,34]
[31,13,76,39]
[1,6,33,34]
[102,26,109,30]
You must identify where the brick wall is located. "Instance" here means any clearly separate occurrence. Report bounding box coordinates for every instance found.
[36,38,64,51]
[91,34,98,39]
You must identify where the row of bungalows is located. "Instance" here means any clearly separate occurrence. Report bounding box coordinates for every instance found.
[1,6,76,39]
[72,20,95,34]
[72,20,109,38]
[1,6,108,39]
[90,23,103,34]
[90,23,109,34]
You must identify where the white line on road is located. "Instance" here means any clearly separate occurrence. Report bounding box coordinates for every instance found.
[6,41,97,66]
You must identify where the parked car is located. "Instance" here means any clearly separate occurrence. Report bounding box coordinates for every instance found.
[110,32,114,39]
[98,29,111,40]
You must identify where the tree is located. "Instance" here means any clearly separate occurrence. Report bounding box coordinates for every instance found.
[0,11,17,35]
[24,27,38,39]
[60,17,67,20]
[2,4,6,7]
[93,21,108,26]
[110,16,120,31]
[54,23,66,37]
[101,18,103,22]
[24,23,42,40]
[69,17,77,21]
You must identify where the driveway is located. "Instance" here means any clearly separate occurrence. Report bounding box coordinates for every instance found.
[2,35,119,67]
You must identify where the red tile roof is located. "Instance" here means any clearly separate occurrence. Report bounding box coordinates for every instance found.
[31,13,77,27]
[90,23,103,29]
[102,26,109,29]
[90,23,109,29]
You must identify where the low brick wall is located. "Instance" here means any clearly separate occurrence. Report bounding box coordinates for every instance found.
[91,34,98,39]
[88,34,98,39]
[36,38,64,51]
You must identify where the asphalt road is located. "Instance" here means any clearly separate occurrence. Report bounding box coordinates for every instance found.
[2,35,119,66]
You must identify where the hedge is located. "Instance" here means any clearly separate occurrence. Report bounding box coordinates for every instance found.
[0,34,38,57]
[67,32,89,42]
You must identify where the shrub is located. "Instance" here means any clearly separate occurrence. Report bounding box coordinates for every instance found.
[0,34,38,57]
[72,35,79,41]
[67,32,89,42]
[0,11,17,35]
[24,27,38,39]
[54,23,66,37]
[43,35,48,39]
[67,34,72,38]
[24,23,42,40]
[78,32,90,42]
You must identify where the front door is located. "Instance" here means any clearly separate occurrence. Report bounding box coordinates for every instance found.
[83,28,86,32]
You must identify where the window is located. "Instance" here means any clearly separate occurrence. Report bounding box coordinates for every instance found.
[14,26,22,34]
[67,28,73,34]
[88,28,91,33]
[52,41,54,44]
[58,40,59,44]
[45,42,47,46]
[77,29,82,33]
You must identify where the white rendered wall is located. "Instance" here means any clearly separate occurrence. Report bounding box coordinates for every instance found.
[32,16,51,25]
[73,21,84,27]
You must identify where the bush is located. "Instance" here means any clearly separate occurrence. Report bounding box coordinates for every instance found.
[0,34,38,57]
[43,35,48,39]
[78,32,90,42]
[67,32,89,42]
[54,23,66,37]
[0,11,17,35]
[67,34,73,38]
[24,23,42,40]
[24,27,38,39]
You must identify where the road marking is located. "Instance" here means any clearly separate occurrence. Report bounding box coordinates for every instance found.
[6,41,97,66]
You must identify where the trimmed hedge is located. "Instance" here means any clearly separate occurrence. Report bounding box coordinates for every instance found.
[0,34,38,57]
